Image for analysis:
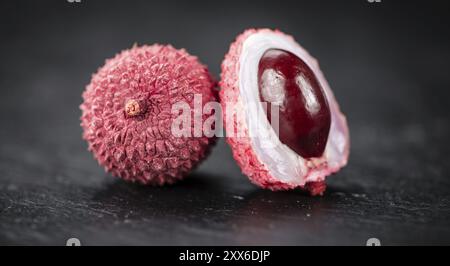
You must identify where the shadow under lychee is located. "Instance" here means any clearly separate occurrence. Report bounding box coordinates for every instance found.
[87,171,372,244]
[90,171,363,221]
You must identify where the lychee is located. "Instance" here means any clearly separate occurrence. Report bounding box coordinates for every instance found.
[220,29,350,195]
[80,44,217,185]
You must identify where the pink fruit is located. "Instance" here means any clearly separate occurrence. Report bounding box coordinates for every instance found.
[80,44,217,185]
[220,29,350,195]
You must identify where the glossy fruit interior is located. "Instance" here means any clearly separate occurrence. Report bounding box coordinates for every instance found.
[258,49,331,158]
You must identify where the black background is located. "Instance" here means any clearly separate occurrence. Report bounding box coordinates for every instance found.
[0,0,449,245]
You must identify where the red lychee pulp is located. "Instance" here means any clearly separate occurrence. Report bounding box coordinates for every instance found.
[81,44,217,185]
[258,49,331,159]
[220,29,349,195]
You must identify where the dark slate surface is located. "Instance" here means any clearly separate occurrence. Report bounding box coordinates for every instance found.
[0,0,449,245]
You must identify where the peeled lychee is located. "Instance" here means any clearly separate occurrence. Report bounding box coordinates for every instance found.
[80,44,217,185]
[220,29,350,195]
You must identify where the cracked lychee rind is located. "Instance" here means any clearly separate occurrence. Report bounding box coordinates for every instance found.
[220,29,350,195]
[81,44,217,185]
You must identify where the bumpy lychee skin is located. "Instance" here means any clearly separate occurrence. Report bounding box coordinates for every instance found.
[220,29,350,195]
[81,44,217,185]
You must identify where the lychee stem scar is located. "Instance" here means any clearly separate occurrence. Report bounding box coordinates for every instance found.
[125,99,142,117]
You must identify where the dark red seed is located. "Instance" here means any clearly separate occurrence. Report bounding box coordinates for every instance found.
[258,49,331,158]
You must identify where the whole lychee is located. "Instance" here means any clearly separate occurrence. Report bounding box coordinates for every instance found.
[220,29,350,195]
[81,44,217,185]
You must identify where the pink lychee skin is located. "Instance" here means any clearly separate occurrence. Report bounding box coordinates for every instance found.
[81,44,217,185]
[220,29,348,195]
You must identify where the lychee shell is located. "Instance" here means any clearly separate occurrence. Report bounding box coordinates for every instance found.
[81,44,217,185]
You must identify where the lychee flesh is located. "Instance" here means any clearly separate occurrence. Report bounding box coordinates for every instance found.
[80,44,217,185]
[220,29,350,195]
[258,49,331,159]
